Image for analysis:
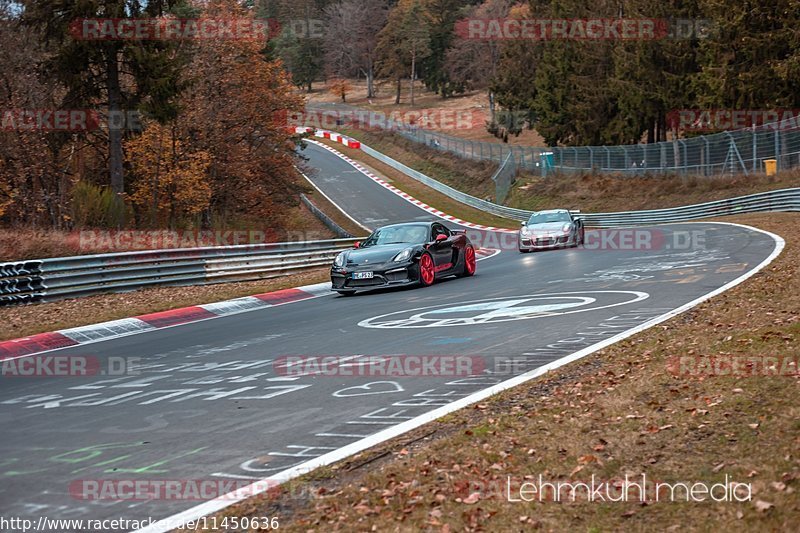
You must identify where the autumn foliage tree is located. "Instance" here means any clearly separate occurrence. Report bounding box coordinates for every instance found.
[0,3,71,227]
[327,79,352,102]
[159,0,305,228]
[126,122,212,227]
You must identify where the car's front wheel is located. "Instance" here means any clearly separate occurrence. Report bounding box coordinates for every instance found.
[573,226,585,247]
[418,252,435,287]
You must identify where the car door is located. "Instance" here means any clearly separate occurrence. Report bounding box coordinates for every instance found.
[429,223,454,271]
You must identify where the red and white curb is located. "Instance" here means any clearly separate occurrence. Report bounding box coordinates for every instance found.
[307,138,517,234]
[0,283,332,361]
[295,126,361,149]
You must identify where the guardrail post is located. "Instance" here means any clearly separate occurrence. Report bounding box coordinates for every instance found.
[700,136,709,176]
[678,139,687,174]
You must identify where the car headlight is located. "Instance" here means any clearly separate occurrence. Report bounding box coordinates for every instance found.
[392,247,413,262]
[333,252,346,267]
[520,227,531,236]
[561,224,572,233]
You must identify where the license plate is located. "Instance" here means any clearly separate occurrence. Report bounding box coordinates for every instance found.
[353,272,374,279]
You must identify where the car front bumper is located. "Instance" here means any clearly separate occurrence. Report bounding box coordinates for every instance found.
[330,261,418,292]
[519,233,575,250]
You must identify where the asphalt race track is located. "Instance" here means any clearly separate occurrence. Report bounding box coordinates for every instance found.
[0,140,780,530]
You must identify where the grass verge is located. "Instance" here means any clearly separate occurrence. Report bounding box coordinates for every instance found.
[0,203,336,261]
[199,213,798,531]
[0,269,329,341]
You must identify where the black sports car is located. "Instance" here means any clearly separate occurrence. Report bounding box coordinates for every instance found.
[331,221,477,295]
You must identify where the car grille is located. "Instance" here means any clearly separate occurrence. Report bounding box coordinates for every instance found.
[531,235,569,246]
[333,269,409,289]
[385,269,408,282]
[348,277,385,287]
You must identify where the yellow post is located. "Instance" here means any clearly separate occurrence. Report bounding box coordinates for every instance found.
[764,159,777,176]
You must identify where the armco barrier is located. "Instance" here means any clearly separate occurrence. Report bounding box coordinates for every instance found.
[300,193,355,238]
[0,239,357,306]
[578,188,800,227]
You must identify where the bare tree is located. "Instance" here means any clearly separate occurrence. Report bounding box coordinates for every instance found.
[445,0,513,123]
[376,0,431,105]
[324,0,389,99]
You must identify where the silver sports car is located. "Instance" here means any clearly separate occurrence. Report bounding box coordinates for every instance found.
[518,209,585,252]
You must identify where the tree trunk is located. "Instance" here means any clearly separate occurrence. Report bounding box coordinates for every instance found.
[106,46,125,199]
[410,52,416,106]
[488,91,496,124]
[395,77,401,104]
[366,59,375,99]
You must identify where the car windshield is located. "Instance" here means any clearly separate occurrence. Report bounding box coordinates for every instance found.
[361,225,429,247]
[527,212,571,225]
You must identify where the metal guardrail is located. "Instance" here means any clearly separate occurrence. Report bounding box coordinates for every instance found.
[578,188,800,226]
[0,239,357,306]
[300,193,354,238]
[352,138,800,225]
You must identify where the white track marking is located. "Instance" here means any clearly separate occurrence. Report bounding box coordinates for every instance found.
[296,166,372,233]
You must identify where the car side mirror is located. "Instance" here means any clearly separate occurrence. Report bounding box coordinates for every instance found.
[435,234,448,242]
[354,241,360,249]
[520,221,526,226]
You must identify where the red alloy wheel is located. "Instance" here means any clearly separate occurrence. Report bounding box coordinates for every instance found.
[464,245,476,275]
[419,253,435,286]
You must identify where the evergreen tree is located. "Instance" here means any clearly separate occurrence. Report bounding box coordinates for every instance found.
[23,0,188,198]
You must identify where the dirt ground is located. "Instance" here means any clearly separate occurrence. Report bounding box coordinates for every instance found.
[305,79,546,147]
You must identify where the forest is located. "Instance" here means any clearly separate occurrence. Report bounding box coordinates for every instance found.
[0,0,797,230]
